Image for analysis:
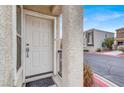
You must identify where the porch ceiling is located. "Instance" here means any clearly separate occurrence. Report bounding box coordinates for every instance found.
[23,5,62,16]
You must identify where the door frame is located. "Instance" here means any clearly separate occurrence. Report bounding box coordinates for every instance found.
[22,9,57,83]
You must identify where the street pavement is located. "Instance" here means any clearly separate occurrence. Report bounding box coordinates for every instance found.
[84,53,124,87]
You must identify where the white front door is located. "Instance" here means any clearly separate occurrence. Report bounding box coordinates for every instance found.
[25,14,53,78]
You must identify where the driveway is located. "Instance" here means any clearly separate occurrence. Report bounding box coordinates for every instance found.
[84,53,124,87]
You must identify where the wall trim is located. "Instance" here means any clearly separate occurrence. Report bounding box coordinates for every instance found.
[26,71,53,79]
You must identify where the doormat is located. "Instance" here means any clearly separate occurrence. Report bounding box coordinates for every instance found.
[26,77,55,87]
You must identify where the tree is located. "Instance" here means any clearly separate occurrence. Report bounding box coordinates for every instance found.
[102,38,114,50]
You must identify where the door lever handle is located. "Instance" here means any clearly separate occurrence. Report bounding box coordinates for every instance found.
[26,44,29,58]
[26,47,29,58]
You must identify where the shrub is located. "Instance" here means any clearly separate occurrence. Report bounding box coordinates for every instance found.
[117,45,124,52]
[102,38,114,50]
[96,48,101,52]
[84,64,94,87]
[84,49,89,52]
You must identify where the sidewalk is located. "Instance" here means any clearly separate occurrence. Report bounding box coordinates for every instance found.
[101,51,123,56]
[85,51,124,58]
[93,74,119,87]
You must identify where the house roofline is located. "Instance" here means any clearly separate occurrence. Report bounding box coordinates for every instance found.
[116,27,124,31]
[84,28,114,34]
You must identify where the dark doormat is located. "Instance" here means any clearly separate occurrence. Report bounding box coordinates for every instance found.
[26,77,55,87]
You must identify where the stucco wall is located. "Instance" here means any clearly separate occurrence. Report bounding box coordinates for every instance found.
[94,30,114,51]
[86,46,95,52]
[0,5,13,86]
[62,5,83,87]
[0,5,23,87]
[16,71,23,87]
[116,29,124,38]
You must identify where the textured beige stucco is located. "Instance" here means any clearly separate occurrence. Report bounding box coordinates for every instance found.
[62,5,83,87]
[16,71,23,87]
[0,5,13,86]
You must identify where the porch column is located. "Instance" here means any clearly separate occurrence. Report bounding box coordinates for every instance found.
[0,5,15,86]
[62,5,83,87]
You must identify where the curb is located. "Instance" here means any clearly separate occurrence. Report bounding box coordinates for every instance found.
[93,73,119,87]
[85,52,124,58]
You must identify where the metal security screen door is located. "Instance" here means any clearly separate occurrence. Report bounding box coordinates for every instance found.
[25,13,53,78]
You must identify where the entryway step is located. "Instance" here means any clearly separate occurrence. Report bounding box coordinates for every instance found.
[26,77,56,87]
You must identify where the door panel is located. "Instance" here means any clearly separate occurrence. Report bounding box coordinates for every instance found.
[25,14,53,77]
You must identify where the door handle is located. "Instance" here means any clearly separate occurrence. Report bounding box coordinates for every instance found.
[26,44,29,58]
[26,47,29,57]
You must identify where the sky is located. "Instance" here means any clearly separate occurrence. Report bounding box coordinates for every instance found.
[84,5,124,33]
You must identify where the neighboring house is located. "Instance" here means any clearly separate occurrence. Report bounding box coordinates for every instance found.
[115,27,124,46]
[0,5,83,87]
[83,28,114,52]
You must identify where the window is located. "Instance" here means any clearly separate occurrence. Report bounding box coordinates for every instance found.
[60,15,62,39]
[17,36,21,70]
[16,5,22,71]
[57,15,62,77]
[58,50,62,77]
[87,33,92,44]
[105,34,107,38]
[87,31,94,46]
